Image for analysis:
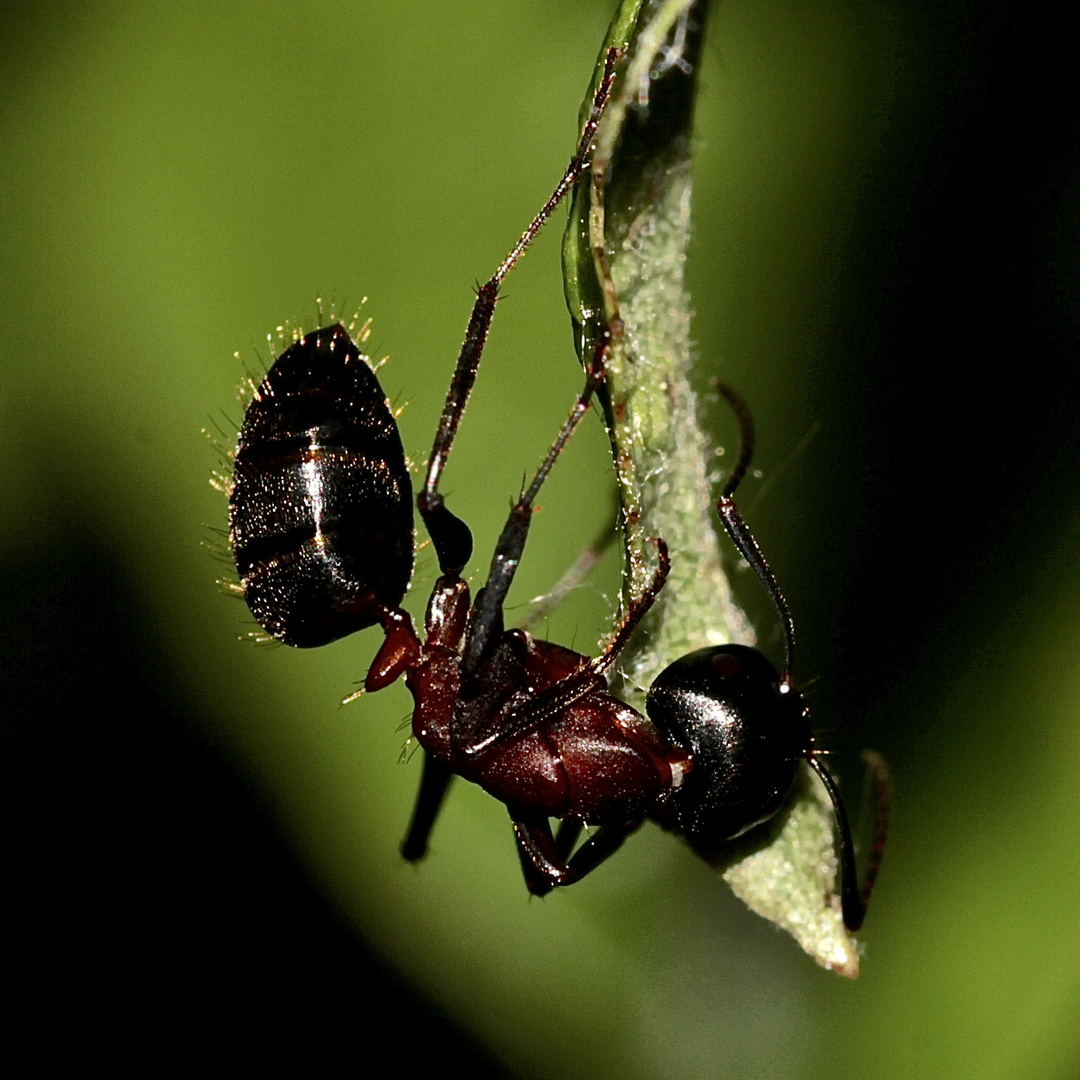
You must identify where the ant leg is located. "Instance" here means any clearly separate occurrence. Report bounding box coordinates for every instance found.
[417,49,621,579]
[466,529,669,757]
[400,752,456,862]
[807,750,892,932]
[553,819,584,862]
[460,328,611,677]
[557,821,640,892]
[513,816,640,896]
[457,502,665,757]
[451,477,660,756]
[514,818,564,895]
[458,535,669,756]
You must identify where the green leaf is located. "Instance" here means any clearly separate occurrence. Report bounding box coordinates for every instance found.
[564,0,860,977]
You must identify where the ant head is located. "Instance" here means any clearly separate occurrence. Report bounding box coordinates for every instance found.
[645,643,811,855]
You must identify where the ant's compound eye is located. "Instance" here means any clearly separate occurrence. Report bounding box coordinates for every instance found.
[650,644,781,700]
[708,649,750,681]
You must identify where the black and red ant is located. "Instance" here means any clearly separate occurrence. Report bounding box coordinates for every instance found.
[227,50,888,932]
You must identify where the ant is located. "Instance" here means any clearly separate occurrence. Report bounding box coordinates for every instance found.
[227,49,888,932]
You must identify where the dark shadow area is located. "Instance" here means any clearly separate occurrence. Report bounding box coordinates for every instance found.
[1,531,509,1075]
[779,2,1080,790]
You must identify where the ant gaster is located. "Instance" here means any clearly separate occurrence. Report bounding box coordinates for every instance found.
[228,50,888,932]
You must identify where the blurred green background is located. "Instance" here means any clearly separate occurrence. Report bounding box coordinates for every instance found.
[3,1,1079,1076]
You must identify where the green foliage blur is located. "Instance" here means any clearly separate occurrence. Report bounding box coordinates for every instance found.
[3,2,1078,1077]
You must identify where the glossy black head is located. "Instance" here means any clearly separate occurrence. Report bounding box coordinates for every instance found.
[646,644,811,855]
[230,323,414,647]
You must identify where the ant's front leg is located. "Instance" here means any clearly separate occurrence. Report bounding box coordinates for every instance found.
[512,816,642,896]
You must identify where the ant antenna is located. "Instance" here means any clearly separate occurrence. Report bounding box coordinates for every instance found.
[714,383,797,691]
[715,383,891,932]
[808,750,892,932]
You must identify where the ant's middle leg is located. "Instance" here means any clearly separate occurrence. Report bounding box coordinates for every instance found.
[417,49,620,579]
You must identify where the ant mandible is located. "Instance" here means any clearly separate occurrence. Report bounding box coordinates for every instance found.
[227,49,888,932]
